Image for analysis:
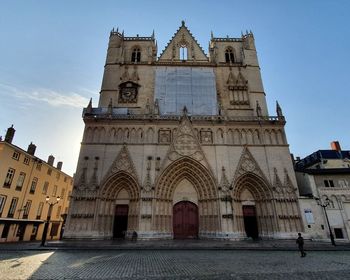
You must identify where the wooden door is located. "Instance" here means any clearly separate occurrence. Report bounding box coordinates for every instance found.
[173,201,198,239]
[113,205,129,238]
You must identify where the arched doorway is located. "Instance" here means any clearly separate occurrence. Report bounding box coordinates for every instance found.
[154,157,219,238]
[233,173,276,238]
[113,188,130,238]
[173,201,198,239]
[99,171,139,238]
[242,205,258,239]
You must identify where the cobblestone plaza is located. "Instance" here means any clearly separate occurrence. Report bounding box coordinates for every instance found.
[1,250,350,279]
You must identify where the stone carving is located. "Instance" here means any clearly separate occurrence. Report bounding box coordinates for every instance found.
[233,147,268,183]
[219,167,230,193]
[283,168,296,194]
[168,113,203,161]
[102,144,139,184]
[200,130,213,144]
[273,168,283,194]
[158,129,171,144]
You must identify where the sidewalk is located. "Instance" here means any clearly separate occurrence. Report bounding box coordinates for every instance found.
[1,239,350,251]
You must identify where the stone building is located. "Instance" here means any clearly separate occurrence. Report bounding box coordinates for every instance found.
[0,126,73,242]
[64,22,303,240]
[295,141,350,241]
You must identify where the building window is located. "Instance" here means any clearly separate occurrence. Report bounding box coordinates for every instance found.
[334,228,344,239]
[56,172,60,181]
[23,200,32,219]
[52,185,58,196]
[324,179,334,188]
[225,48,235,63]
[61,188,65,199]
[36,162,42,171]
[12,151,20,160]
[64,176,67,182]
[47,168,52,176]
[42,181,49,195]
[15,172,26,191]
[36,202,44,219]
[3,168,15,188]
[29,178,38,194]
[180,46,188,60]
[131,47,141,62]
[7,197,18,218]
[23,156,30,165]
[0,195,7,216]
[56,206,62,219]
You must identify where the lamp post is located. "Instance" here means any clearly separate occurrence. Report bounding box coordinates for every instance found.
[315,196,336,246]
[40,196,60,246]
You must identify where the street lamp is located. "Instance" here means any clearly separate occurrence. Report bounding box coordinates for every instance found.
[40,196,60,246]
[314,196,336,246]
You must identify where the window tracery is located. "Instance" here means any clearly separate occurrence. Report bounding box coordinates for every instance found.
[131,47,141,63]
[225,47,235,63]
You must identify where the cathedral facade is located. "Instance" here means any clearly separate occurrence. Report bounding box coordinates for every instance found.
[64,22,303,240]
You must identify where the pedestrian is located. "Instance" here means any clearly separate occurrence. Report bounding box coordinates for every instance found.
[296,233,306,257]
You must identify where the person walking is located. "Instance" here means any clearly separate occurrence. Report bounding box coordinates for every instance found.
[296,233,306,257]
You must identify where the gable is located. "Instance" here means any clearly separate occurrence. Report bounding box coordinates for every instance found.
[159,21,208,61]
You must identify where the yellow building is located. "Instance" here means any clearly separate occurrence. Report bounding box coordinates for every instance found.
[0,125,73,242]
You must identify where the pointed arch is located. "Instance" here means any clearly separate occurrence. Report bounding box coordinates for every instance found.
[233,172,272,201]
[85,127,93,142]
[100,171,139,200]
[99,127,106,143]
[156,157,217,200]
[116,128,123,143]
[216,128,224,144]
[92,127,99,143]
[247,129,254,145]
[109,127,116,143]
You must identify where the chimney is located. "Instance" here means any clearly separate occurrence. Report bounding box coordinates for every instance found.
[57,161,63,170]
[48,155,55,166]
[5,125,15,144]
[331,141,341,152]
[27,142,36,156]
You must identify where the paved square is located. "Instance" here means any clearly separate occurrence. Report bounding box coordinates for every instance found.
[0,250,350,279]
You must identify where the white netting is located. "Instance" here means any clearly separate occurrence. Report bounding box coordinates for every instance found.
[155,67,217,115]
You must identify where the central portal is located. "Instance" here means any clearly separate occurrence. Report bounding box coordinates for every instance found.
[173,201,198,239]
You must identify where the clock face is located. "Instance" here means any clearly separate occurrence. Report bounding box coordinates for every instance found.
[119,84,138,103]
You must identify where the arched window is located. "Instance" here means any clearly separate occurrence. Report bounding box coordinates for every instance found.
[180,46,188,60]
[131,48,141,63]
[225,48,235,63]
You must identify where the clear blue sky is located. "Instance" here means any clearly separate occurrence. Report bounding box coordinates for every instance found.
[1,0,349,176]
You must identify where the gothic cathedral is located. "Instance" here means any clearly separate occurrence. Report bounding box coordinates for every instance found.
[64,22,303,240]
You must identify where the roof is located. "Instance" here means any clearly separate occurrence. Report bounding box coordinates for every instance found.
[158,21,208,61]
[295,167,350,175]
[295,149,350,169]
[0,140,72,177]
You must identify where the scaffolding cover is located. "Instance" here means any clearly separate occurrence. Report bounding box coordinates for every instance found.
[155,67,217,115]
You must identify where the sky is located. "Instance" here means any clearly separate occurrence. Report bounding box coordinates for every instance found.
[0,0,349,176]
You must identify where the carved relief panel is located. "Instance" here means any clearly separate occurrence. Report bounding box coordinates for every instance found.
[158,129,172,144]
[200,129,213,144]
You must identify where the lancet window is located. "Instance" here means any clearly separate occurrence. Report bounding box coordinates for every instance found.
[131,47,141,63]
[225,48,235,63]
